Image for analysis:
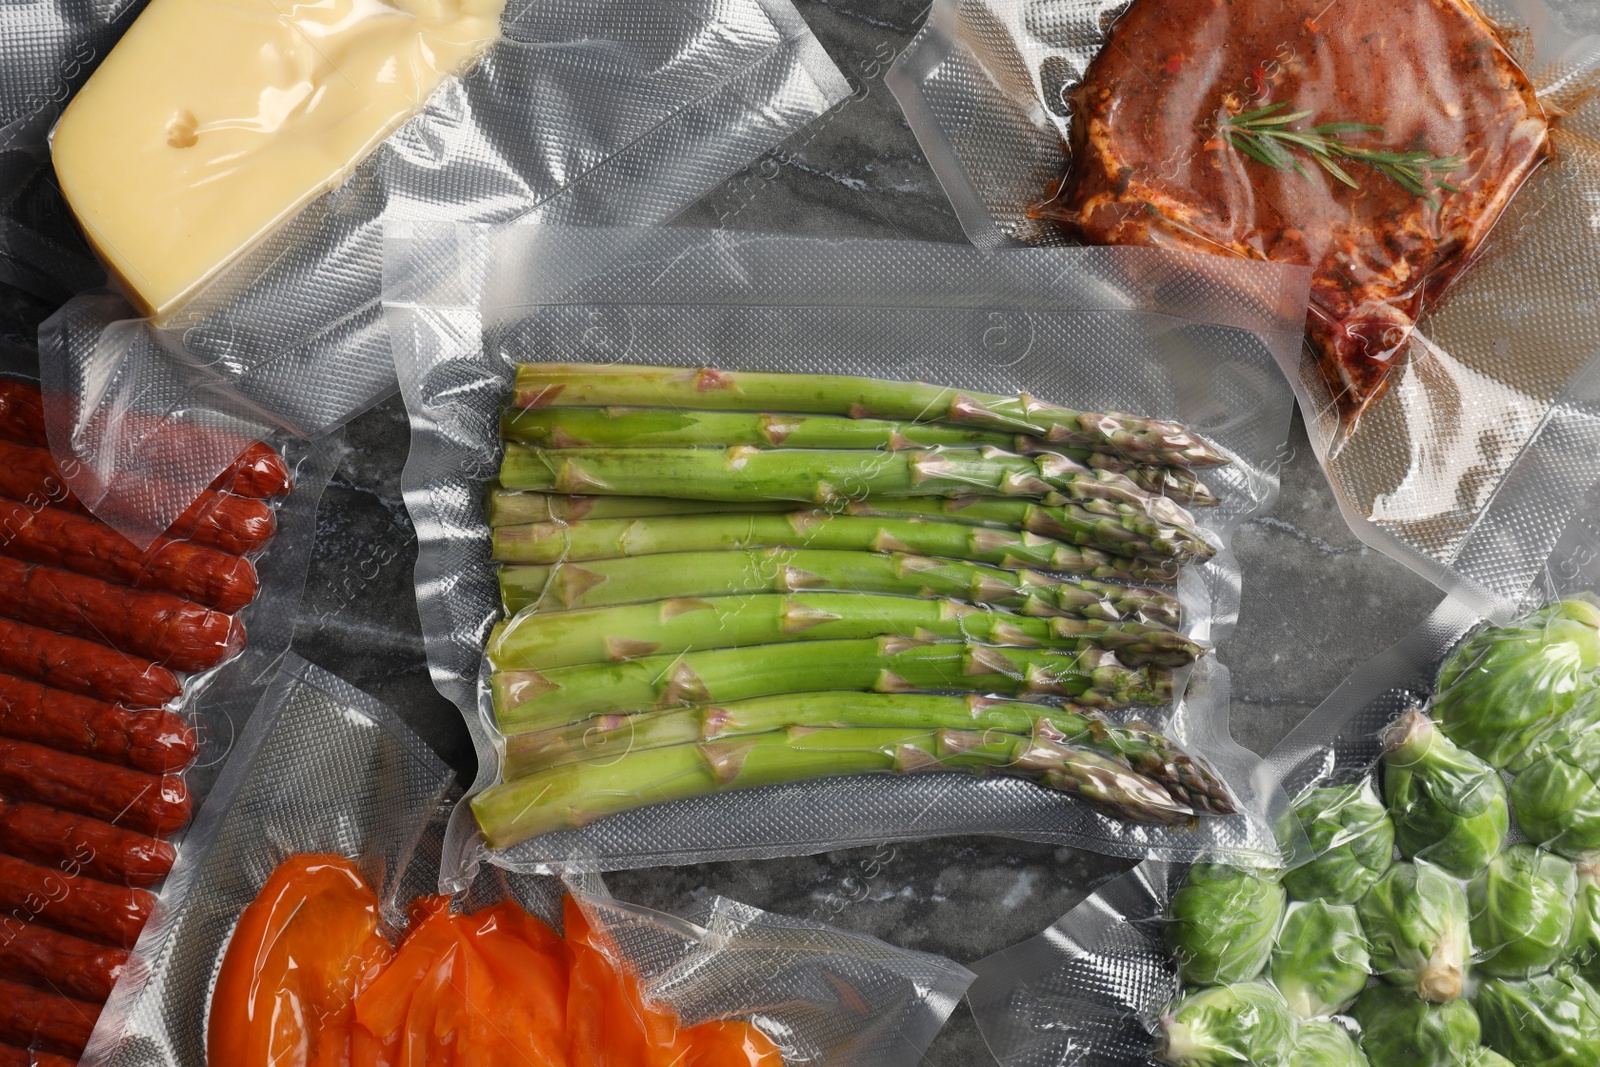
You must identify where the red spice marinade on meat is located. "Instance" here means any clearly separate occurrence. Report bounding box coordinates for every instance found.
[1032,0,1549,421]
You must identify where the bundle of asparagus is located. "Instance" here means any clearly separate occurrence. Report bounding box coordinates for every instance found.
[472,363,1236,850]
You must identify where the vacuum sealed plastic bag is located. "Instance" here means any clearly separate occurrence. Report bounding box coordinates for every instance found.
[966,587,1600,1066]
[887,0,1600,617]
[385,221,1312,881]
[83,655,974,1067]
[34,0,849,547]
[0,369,337,1062]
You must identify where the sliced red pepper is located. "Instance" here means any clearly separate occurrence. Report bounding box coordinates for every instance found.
[207,854,393,1067]
[457,901,569,1064]
[682,1021,784,1067]
[564,897,692,1067]
[350,897,461,1066]
[221,859,779,1067]
[354,897,568,1067]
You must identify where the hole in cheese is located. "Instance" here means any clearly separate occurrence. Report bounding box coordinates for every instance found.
[165,110,198,149]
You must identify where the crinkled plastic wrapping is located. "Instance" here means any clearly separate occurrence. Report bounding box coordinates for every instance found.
[81,655,975,1067]
[964,586,1600,1066]
[887,0,1600,619]
[33,0,850,548]
[384,221,1312,881]
[0,0,136,301]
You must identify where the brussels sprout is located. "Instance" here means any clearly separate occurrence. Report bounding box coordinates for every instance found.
[1434,598,1600,770]
[1468,1051,1514,1067]
[1292,1019,1368,1067]
[1475,966,1600,1067]
[1381,709,1508,878]
[1509,720,1600,859]
[1271,901,1371,1017]
[1283,784,1397,906]
[1468,844,1576,979]
[1167,864,1285,986]
[1357,862,1472,1002]
[1349,985,1480,1067]
[1566,859,1600,982]
[1156,982,1297,1066]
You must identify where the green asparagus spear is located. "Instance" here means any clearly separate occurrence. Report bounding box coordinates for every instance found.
[491,512,1178,585]
[501,445,1168,517]
[1109,465,1219,508]
[840,496,1211,563]
[499,549,1067,614]
[490,591,1052,669]
[499,551,1181,625]
[500,691,1234,814]
[1048,580,1181,627]
[485,485,794,526]
[511,363,1228,468]
[485,488,1208,564]
[491,637,1172,730]
[501,405,1017,451]
[488,591,1202,671]
[472,725,1198,848]
[499,407,1220,506]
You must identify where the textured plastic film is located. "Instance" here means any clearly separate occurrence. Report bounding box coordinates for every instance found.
[150,429,343,814]
[83,656,973,1067]
[0,0,136,301]
[965,585,1600,1066]
[33,0,850,547]
[384,221,1312,880]
[558,873,976,1067]
[888,0,1600,619]
[78,655,458,1067]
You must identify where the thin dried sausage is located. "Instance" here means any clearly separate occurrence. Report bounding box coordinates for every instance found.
[222,442,294,499]
[0,920,127,1002]
[0,382,48,447]
[0,978,99,1058]
[0,500,257,613]
[0,674,195,774]
[0,439,278,554]
[0,618,181,708]
[0,799,175,887]
[0,557,244,673]
[0,380,291,496]
[0,739,191,838]
[0,1043,76,1067]
[162,488,278,555]
[0,854,155,950]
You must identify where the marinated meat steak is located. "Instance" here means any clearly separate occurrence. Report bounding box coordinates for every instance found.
[1035,0,1548,420]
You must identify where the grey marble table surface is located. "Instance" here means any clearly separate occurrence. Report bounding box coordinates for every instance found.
[12,0,1598,1060]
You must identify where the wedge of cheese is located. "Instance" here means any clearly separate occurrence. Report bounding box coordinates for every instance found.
[52,0,504,323]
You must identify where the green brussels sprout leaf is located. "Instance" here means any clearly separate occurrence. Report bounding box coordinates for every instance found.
[1350,985,1479,1067]
[1434,598,1600,770]
[1271,900,1371,1017]
[1283,783,1396,906]
[1292,1019,1368,1067]
[1511,750,1600,860]
[1167,864,1285,986]
[1476,966,1600,1067]
[1468,843,1576,979]
[1357,861,1471,1002]
[1382,709,1508,879]
[1156,982,1297,1067]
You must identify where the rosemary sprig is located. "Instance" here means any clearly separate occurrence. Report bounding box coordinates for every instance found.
[1218,102,1465,202]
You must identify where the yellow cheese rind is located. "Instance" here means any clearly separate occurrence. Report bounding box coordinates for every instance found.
[52,0,504,323]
